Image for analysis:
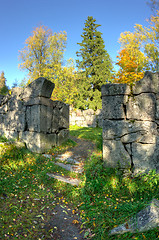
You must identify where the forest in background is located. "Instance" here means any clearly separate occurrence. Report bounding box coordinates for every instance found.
[0,0,159,110]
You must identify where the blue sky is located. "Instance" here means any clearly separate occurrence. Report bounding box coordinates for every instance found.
[0,0,152,88]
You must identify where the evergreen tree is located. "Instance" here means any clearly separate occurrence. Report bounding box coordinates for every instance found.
[0,71,9,95]
[76,16,113,110]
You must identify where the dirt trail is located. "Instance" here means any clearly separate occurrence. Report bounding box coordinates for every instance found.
[45,137,96,240]
[61,136,96,162]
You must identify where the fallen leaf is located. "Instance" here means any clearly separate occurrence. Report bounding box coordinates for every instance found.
[125,222,129,229]
[72,219,79,224]
[72,209,76,214]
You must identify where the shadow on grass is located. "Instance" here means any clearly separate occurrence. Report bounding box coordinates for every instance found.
[1,134,159,240]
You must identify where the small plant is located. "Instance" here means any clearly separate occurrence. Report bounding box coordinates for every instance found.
[0,135,8,142]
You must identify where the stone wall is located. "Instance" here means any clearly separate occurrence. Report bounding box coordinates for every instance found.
[102,71,159,174]
[0,77,69,153]
[69,106,102,128]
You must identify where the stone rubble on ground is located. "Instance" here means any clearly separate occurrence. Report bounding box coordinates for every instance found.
[53,162,84,173]
[43,153,83,185]
[110,199,159,235]
[46,173,81,186]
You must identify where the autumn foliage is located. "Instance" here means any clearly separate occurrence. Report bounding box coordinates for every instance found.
[113,49,144,84]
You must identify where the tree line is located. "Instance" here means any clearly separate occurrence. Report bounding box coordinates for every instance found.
[1,0,159,110]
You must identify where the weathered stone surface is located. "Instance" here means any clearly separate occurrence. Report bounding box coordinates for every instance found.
[4,111,25,131]
[7,98,24,111]
[22,77,55,99]
[69,106,102,128]
[102,72,159,173]
[103,140,131,168]
[126,93,156,121]
[102,95,128,120]
[103,120,157,142]
[0,95,4,104]
[11,87,23,97]
[110,199,159,235]
[46,173,81,186]
[20,131,57,153]
[155,99,159,119]
[132,71,159,94]
[54,162,84,173]
[23,96,56,107]
[0,130,19,140]
[0,78,69,153]
[101,83,131,96]
[26,105,41,132]
[132,142,158,173]
[0,104,8,113]
[57,129,69,146]
[59,103,69,129]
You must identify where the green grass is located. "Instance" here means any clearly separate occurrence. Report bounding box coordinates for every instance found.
[0,127,159,239]
[69,125,103,150]
[0,135,9,142]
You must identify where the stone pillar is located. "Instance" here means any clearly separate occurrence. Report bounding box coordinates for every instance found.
[102,71,159,174]
[0,77,69,153]
[20,78,69,153]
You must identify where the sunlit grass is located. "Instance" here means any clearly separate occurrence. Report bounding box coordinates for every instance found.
[0,128,159,239]
[69,125,102,150]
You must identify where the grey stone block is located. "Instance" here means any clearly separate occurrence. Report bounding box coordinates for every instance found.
[103,139,131,168]
[51,108,60,132]
[23,96,55,107]
[0,95,5,105]
[0,77,69,153]
[20,131,57,153]
[103,120,157,142]
[132,71,159,94]
[102,95,128,119]
[110,199,159,235]
[101,83,131,96]
[22,77,55,99]
[132,142,158,173]
[59,104,69,129]
[26,105,41,132]
[57,129,69,146]
[11,87,23,98]
[126,93,156,121]
[0,104,8,113]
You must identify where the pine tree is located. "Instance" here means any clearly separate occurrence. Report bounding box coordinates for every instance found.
[0,71,8,95]
[76,16,113,110]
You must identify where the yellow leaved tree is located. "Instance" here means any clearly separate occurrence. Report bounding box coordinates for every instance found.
[113,49,144,84]
[19,25,78,105]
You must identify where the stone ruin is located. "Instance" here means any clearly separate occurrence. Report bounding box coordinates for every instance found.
[102,71,159,174]
[69,106,102,128]
[0,77,69,153]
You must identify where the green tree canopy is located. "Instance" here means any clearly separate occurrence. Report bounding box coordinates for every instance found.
[118,10,159,72]
[19,25,67,82]
[0,71,9,95]
[75,16,113,110]
[19,25,78,105]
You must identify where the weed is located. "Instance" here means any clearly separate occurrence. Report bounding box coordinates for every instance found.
[0,128,159,240]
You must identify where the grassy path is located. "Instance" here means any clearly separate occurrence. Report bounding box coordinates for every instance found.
[0,127,159,239]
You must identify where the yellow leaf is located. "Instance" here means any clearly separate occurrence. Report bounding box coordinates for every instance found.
[72,220,79,224]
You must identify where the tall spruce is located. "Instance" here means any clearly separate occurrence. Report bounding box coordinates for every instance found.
[0,71,8,95]
[76,16,113,110]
